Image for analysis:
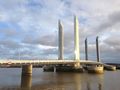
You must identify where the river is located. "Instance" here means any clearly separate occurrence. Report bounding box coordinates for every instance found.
[0,68,120,90]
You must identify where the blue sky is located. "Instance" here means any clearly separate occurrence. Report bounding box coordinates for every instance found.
[0,0,120,63]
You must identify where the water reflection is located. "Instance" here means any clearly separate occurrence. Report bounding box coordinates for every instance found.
[21,75,32,90]
[73,73,81,90]
[98,83,102,90]
[86,74,103,90]
[87,82,91,90]
[0,68,115,90]
[86,82,102,90]
[20,73,104,90]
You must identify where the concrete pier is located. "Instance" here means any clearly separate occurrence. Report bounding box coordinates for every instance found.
[96,36,100,62]
[74,62,81,69]
[56,65,74,72]
[22,64,32,76]
[104,64,116,71]
[86,64,104,74]
[56,65,84,72]
[85,38,88,60]
[43,65,54,72]
[73,61,84,72]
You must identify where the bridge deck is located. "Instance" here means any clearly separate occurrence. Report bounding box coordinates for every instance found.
[0,60,103,65]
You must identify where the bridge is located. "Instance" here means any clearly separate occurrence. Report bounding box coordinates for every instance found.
[0,16,105,75]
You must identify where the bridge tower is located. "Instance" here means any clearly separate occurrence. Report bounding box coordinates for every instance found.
[74,16,81,69]
[58,20,64,60]
[85,38,88,60]
[96,36,100,62]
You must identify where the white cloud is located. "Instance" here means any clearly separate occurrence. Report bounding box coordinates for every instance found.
[37,44,57,50]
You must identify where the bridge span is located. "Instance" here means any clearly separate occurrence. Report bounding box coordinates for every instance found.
[0,59,104,75]
[0,60,102,65]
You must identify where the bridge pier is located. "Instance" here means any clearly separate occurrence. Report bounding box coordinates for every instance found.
[74,62,81,69]
[56,65,72,72]
[73,62,84,72]
[43,65,54,72]
[22,64,32,76]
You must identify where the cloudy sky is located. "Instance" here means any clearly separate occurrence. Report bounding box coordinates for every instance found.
[0,0,120,63]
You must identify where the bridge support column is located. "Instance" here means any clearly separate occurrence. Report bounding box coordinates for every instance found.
[43,65,54,72]
[73,62,84,72]
[22,64,32,76]
[74,62,81,69]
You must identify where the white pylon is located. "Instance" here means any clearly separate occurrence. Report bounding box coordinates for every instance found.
[74,16,80,61]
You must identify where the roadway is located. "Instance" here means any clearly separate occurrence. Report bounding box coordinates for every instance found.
[0,60,103,65]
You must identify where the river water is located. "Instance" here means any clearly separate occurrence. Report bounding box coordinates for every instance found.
[0,68,120,90]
